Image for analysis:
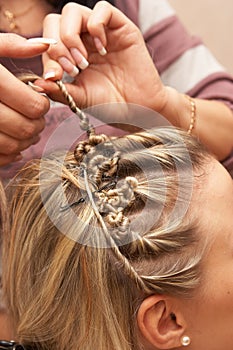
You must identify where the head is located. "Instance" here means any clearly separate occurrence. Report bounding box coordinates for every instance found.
[3,127,233,350]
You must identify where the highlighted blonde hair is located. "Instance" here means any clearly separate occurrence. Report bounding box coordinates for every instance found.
[3,127,210,350]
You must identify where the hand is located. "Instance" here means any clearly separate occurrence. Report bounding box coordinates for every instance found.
[0,34,51,166]
[37,1,168,124]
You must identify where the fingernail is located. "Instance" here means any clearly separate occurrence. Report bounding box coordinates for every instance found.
[44,71,56,80]
[27,37,57,45]
[14,154,23,162]
[28,81,45,92]
[94,37,107,56]
[70,48,89,70]
[58,56,79,77]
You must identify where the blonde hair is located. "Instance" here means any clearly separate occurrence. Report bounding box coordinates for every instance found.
[3,127,210,350]
[0,181,7,239]
[0,179,7,276]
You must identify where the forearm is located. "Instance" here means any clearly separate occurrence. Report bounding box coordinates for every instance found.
[160,87,233,161]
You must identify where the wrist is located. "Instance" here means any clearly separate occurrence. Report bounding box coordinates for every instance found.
[158,86,192,130]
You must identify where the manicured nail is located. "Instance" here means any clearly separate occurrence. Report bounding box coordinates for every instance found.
[70,48,89,70]
[27,37,57,45]
[44,71,56,80]
[58,56,79,77]
[28,81,45,92]
[94,37,107,56]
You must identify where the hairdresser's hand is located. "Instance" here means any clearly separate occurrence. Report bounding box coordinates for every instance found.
[0,34,51,166]
[39,2,168,122]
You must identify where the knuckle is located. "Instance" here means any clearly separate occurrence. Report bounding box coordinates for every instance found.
[101,1,110,6]
[62,2,77,12]
[47,42,65,59]
[19,122,37,139]
[6,139,20,155]
[96,1,111,10]
[43,13,60,26]
[28,97,49,119]
[60,31,76,47]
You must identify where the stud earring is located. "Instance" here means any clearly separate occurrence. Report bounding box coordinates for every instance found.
[181,335,191,347]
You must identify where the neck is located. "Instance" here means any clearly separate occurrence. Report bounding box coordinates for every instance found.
[0,0,55,36]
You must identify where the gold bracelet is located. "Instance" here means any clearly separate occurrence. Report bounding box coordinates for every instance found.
[185,95,196,135]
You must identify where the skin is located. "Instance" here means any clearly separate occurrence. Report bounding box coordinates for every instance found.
[38,1,233,160]
[0,33,50,166]
[175,160,233,350]
[1,1,233,164]
[0,309,13,339]
[0,158,232,347]
[136,159,233,350]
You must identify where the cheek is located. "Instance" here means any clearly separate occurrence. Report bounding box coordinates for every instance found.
[182,290,233,350]
[201,260,233,315]
[188,264,233,349]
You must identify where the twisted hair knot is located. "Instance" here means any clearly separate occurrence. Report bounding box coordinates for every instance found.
[93,176,138,241]
[107,210,127,226]
[74,134,111,164]
[96,176,138,213]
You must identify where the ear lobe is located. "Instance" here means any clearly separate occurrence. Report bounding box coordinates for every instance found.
[137,295,186,349]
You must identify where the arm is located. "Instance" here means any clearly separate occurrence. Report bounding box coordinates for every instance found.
[117,0,233,160]
[40,1,233,160]
[160,87,233,160]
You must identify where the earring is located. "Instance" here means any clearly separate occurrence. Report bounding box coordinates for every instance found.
[181,335,191,347]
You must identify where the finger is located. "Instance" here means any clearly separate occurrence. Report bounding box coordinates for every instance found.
[0,133,40,156]
[34,79,86,109]
[0,104,45,140]
[42,51,64,81]
[60,3,91,68]
[43,13,79,78]
[0,153,23,167]
[0,64,50,119]
[88,1,137,49]
[0,33,54,58]
[33,79,68,104]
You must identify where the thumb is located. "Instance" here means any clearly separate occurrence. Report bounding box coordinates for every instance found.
[0,33,55,58]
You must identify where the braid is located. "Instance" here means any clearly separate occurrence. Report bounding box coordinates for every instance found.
[55,80,206,296]
[74,133,110,164]
[80,154,150,294]
[111,246,151,293]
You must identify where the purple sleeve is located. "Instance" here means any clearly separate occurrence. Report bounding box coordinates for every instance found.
[115,0,233,110]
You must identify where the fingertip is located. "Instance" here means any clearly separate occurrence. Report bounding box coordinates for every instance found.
[28,81,45,93]
[57,57,79,77]
[44,71,57,80]
[32,135,41,145]
[43,66,62,81]
[34,78,60,96]
[93,37,107,56]
[13,153,23,162]
[43,56,67,81]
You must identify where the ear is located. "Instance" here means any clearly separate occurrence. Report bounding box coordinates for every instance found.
[137,295,187,349]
